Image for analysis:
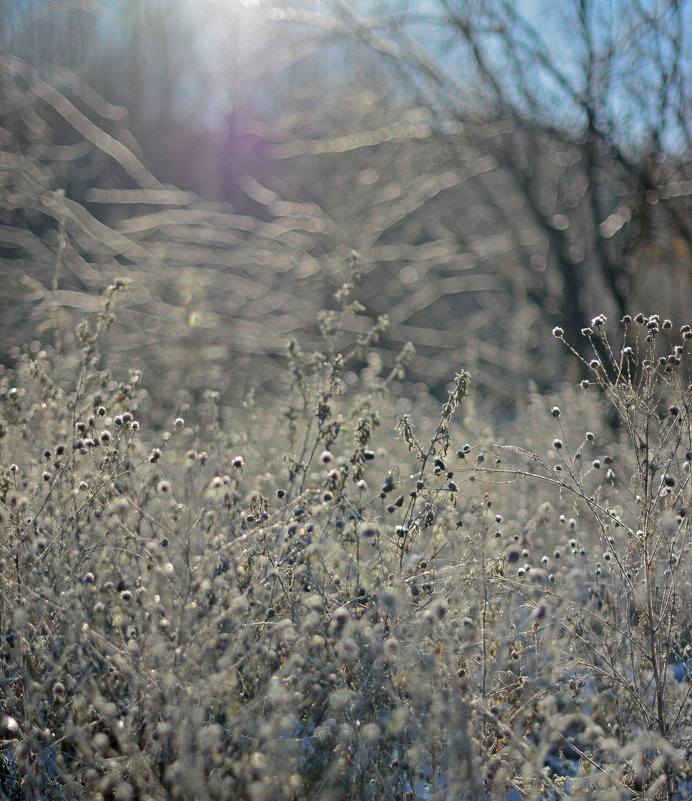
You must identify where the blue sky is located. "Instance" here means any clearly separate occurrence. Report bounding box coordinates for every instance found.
[4,0,690,155]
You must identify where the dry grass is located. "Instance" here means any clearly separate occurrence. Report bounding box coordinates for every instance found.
[0,285,690,801]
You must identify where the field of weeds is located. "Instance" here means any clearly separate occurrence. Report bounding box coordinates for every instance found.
[0,277,690,800]
[0,25,691,801]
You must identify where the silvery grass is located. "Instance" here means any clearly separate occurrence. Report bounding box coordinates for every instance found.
[0,284,690,801]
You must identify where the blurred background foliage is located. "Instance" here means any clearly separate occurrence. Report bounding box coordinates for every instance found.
[1,0,691,420]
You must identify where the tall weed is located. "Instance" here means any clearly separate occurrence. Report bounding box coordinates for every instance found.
[0,292,690,801]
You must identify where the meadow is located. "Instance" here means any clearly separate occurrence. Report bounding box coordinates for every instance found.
[0,27,691,801]
[0,276,690,800]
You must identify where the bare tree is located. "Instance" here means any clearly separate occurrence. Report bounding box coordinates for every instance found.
[0,50,340,416]
[2,0,690,413]
[249,0,692,394]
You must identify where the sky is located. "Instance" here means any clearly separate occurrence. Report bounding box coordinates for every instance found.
[3,0,690,156]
